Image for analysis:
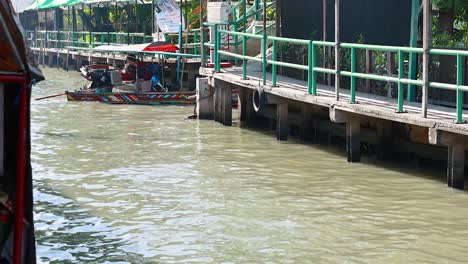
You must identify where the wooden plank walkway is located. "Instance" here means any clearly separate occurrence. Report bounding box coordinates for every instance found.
[201,66,468,137]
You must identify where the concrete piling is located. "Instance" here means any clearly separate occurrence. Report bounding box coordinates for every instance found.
[276,103,289,141]
[447,145,465,189]
[346,119,361,162]
[196,78,214,120]
[222,85,232,126]
[429,129,466,190]
[376,121,393,160]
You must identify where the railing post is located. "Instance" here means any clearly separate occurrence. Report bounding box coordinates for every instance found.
[272,39,277,87]
[334,0,341,101]
[262,34,267,85]
[421,0,430,118]
[408,0,419,102]
[194,30,198,55]
[242,34,247,80]
[255,0,261,20]
[350,47,357,104]
[234,23,239,65]
[214,25,221,72]
[201,26,206,66]
[456,54,465,124]
[89,32,92,48]
[57,30,60,49]
[308,41,316,95]
[397,50,405,113]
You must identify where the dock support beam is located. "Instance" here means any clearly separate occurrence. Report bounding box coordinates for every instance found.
[301,104,316,141]
[222,85,232,126]
[239,88,256,125]
[214,86,221,123]
[213,81,232,126]
[276,103,289,141]
[196,78,214,120]
[346,119,361,162]
[447,145,465,189]
[330,107,361,162]
[376,121,393,160]
[429,129,466,190]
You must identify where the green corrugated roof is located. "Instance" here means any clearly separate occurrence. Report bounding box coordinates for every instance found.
[38,0,83,9]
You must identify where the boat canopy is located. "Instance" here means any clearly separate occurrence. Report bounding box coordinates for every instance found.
[0,0,44,82]
[94,42,179,53]
[25,0,147,10]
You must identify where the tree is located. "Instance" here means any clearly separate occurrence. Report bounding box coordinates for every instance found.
[433,0,468,47]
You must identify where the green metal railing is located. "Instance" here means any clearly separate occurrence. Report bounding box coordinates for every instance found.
[207,26,468,124]
[26,30,153,49]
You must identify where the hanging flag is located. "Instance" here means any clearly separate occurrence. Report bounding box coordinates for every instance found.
[156,0,185,33]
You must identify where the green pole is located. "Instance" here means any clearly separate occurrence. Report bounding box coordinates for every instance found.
[242,35,247,80]
[456,54,464,124]
[272,40,277,86]
[262,0,267,85]
[201,25,206,66]
[408,0,419,102]
[234,22,239,65]
[397,50,405,113]
[214,25,220,72]
[307,41,313,94]
[350,47,357,104]
[311,42,317,95]
[255,0,261,20]
[194,30,198,55]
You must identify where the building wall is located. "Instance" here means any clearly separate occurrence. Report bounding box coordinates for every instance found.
[281,0,412,46]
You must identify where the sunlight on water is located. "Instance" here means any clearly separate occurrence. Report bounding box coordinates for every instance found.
[32,68,468,263]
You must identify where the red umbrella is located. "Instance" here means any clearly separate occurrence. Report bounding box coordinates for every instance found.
[143,42,179,52]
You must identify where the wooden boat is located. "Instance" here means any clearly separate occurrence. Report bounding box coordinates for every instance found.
[65,90,196,105]
[0,1,43,262]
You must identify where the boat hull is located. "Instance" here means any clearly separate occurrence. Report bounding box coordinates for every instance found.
[65,91,195,105]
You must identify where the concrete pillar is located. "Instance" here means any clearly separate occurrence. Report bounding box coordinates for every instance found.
[429,128,466,190]
[239,88,247,122]
[330,108,361,162]
[245,89,256,125]
[346,119,361,162]
[48,54,54,67]
[276,103,289,141]
[376,121,392,160]
[214,86,221,123]
[76,55,82,71]
[222,86,232,126]
[196,78,214,120]
[447,145,465,189]
[301,104,315,141]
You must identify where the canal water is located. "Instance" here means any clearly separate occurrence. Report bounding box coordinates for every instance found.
[32,68,468,263]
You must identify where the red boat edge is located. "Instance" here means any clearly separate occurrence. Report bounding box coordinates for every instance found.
[65,91,197,105]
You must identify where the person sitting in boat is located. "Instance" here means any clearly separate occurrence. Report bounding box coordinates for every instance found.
[149,64,164,92]
[120,56,137,82]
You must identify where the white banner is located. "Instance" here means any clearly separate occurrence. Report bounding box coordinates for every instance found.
[156,0,186,33]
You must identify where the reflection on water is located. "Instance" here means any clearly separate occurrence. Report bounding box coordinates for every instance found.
[33,68,468,263]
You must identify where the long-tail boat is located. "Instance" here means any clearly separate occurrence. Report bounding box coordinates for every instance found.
[65,43,196,105]
[0,1,45,262]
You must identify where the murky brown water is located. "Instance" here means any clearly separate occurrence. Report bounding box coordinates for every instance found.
[32,68,468,263]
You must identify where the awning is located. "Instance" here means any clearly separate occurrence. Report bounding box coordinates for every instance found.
[26,0,148,10]
[38,0,82,9]
[94,42,179,53]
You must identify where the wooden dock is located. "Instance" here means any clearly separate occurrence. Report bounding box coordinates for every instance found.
[199,66,468,190]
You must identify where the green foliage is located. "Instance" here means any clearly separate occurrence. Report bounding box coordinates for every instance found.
[433,0,468,11]
[432,0,468,47]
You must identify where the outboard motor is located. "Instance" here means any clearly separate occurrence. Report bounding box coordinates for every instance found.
[88,69,112,89]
